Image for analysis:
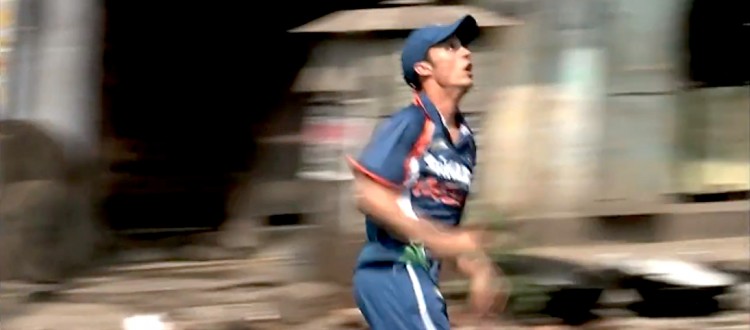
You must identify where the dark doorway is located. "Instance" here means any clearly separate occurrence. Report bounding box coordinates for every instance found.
[98,1,378,234]
[102,0,388,236]
[684,0,749,88]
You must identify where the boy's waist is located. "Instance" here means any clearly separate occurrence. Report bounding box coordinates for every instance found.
[356,242,441,278]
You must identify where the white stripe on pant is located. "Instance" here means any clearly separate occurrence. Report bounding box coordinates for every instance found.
[405,263,438,330]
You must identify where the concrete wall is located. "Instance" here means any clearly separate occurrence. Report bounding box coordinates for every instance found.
[678,87,750,193]
[479,0,608,217]
[591,0,685,214]
[479,0,748,218]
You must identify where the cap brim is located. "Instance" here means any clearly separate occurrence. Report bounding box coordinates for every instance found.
[439,15,479,46]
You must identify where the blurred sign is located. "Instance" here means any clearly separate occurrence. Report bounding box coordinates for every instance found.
[297,102,376,181]
[0,0,17,109]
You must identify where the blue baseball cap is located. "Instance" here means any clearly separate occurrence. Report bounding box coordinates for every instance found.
[401,15,480,90]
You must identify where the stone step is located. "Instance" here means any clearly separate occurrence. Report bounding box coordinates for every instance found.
[513,201,749,247]
[519,236,749,266]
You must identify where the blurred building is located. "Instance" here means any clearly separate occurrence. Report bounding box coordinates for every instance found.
[285,0,749,283]
[0,0,747,283]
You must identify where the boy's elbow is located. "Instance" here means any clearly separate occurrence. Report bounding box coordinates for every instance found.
[351,171,400,215]
[352,179,372,212]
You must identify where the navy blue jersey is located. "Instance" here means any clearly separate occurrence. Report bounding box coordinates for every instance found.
[348,92,477,282]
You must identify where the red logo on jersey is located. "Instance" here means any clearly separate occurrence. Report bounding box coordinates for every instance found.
[411,177,467,207]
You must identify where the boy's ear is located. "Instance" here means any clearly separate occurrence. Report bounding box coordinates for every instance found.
[413,61,433,78]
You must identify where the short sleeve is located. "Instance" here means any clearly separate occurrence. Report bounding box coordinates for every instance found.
[347,109,424,188]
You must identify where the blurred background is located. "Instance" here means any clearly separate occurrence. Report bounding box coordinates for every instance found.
[0,0,748,329]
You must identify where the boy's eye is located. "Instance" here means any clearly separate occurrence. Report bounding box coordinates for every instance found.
[447,40,462,51]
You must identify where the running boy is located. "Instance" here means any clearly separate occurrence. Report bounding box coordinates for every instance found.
[348,15,504,330]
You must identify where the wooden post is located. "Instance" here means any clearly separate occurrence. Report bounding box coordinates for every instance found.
[1,0,103,282]
[29,0,102,161]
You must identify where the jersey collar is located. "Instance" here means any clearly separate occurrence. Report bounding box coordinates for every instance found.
[413,92,470,144]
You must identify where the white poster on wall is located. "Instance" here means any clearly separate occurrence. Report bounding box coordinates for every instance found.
[297,101,378,181]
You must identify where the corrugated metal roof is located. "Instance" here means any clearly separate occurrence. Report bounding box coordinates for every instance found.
[289,5,522,33]
[380,0,435,5]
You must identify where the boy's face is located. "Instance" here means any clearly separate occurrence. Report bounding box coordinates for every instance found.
[417,36,474,90]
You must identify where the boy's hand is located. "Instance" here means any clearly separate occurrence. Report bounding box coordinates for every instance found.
[470,265,511,316]
[457,250,508,317]
[469,266,499,317]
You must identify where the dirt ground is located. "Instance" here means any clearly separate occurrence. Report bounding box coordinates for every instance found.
[1,237,748,330]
